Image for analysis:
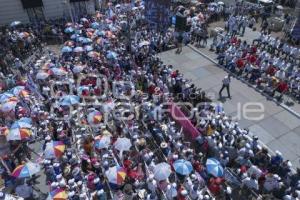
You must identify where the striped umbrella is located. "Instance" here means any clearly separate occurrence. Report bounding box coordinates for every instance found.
[49,188,68,200]
[0,101,18,112]
[206,158,224,177]
[44,141,66,159]
[36,71,50,80]
[106,166,127,185]
[173,159,193,175]
[87,111,103,125]
[94,135,111,149]
[7,128,32,141]
[0,93,14,103]
[12,162,40,178]
[11,117,32,129]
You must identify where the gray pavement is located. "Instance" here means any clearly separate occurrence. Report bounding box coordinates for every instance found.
[158,46,300,168]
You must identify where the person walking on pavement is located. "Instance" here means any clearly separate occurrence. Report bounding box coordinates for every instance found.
[219,75,231,98]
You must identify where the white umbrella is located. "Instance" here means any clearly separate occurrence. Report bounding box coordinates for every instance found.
[114,137,132,152]
[218,1,225,5]
[139,41,150,47]
[36,71,50,80]
[153,162,172,181]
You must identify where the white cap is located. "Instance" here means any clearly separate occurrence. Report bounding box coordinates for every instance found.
[275,150,282,156]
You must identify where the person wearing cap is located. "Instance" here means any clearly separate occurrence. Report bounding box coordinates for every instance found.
[96,189,107,200]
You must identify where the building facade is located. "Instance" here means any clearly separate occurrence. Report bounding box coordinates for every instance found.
[0,0,97,25]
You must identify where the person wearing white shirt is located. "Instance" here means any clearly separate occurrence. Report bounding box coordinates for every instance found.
[264,174,280,192]
[275,69,286,80]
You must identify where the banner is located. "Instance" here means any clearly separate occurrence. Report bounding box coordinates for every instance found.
[144,0,172,30]
[169,103,200,140]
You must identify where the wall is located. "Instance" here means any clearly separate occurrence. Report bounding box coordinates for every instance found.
[0,0,96,26]
[0,0,30,25]
[43,0,65,20]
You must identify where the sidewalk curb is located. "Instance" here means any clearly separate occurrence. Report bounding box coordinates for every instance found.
[187,44,300,119]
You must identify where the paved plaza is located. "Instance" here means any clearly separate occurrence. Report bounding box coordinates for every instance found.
[159,46,300,168]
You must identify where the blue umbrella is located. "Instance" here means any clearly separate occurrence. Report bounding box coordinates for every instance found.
[64,27,74,34]
[95,30,105,36]
[84,45,93,51]
[11,117,32,129]
[106,51,118,60]
[71,34,80,40]
[91,22,100,29]
[76,37,86,43]
[82,38,92,44]
[173,159,193,175]
[61,46,73,53]
[206,158,224,177]
[59,95,80,106]
[73,46,84,53]
[0,93,14,103]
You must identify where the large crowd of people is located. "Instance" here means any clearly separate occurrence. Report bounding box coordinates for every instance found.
[0,1,300,200]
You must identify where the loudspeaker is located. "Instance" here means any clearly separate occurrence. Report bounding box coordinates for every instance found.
[175,15,187,32]
[21,0,43,9]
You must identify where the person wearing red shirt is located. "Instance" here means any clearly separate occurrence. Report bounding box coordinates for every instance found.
[208,177,224,196]
[266,65,277,76]
[236,58,245,69]
[171,70,179,78]
[247,54,257,64]
[273,80,288,100]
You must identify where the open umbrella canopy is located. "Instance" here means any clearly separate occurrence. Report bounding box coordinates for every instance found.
[10,86,29,98]
[173,159,193,175]
[87,110,103,125]
[206,158,224,177]
[87,51,100,58]
[94,135,111,149]
[0,101,18,112]
[84,45,93,51]
[106,51,118,59]
[19,32,30,39]
[139,41,150,47]
[73,46,84,53]
[12,162,40,178]
[80,18,89,23]
[106,166,127,185]
[64,27,74,33]
[91,22,100,29]
[10,21,22,27]
[49,188,68,200]
[72,65,85,74]
[59,95,80,106]
[70,34,80,40]
[82,38,93,44]
[44,141,66,159]
[36,71,50,80]
[61,46,73,53]
[64,40,75,47]
[95,30,106,36]
[7,128,32,141]
[0,93,15,103]
[11,117,32,129]
[153,162,172,181]
[114,137,132,152]
[49,68,68,76]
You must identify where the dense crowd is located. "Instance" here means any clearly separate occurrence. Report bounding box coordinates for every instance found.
[0,1,300,200]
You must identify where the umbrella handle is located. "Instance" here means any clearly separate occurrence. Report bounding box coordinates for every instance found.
[0,157,11,174]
